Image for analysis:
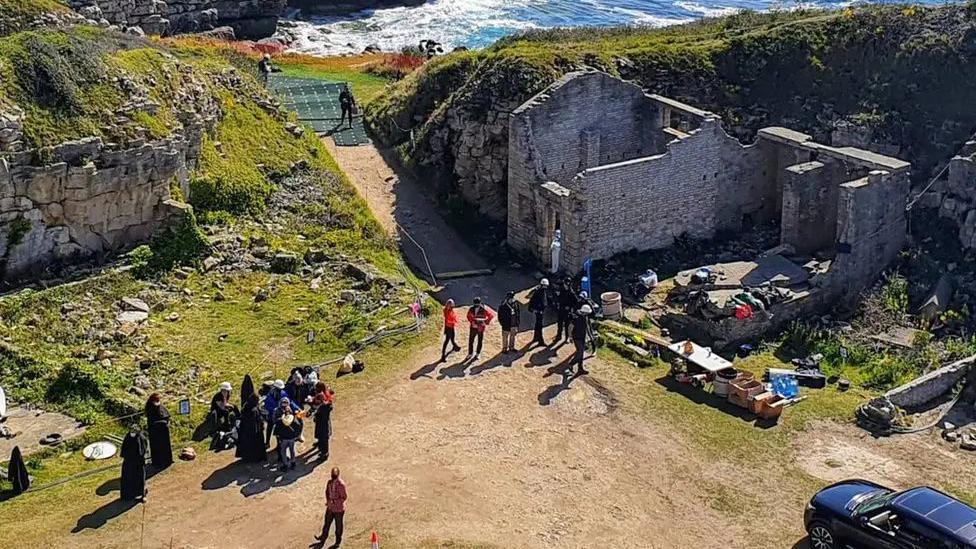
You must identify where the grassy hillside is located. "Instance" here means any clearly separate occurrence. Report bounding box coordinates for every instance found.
[0,25,416,497]
[367,4,976,218]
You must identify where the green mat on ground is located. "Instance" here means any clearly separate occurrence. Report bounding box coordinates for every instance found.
[269,76,370,146]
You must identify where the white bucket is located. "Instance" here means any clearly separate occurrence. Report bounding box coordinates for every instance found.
[601,291,622,319]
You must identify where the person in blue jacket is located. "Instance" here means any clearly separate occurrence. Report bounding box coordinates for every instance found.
[264,379,298,446]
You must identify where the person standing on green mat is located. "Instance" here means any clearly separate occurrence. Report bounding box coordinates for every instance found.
[339,84,356,128]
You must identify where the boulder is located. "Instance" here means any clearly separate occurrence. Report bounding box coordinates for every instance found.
[121,297,151,313]
[270,252,300,274]
[117,310,149,324]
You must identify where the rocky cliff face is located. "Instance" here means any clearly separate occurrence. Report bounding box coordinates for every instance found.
[68,0,287,38]
[287,0,426,15]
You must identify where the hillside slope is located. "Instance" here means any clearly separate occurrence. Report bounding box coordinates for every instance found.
[367,5,976,222]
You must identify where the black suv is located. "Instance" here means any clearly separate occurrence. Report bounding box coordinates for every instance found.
[804,479,976,548]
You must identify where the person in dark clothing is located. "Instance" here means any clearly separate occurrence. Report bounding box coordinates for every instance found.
[272,410,301,471]
[338,85,356,128]
[554,280,575,343]
[240,374,255,407]
[145,393,173,470]
[497,292,521,353]
[120,427,147,501]
[571,304,595,376]
[236,378,267,463]
[285,370,309,410]
[528,278,550,346]
[258,54,273,86]
[7,445,30,495]
[309,381,334,461]
[465,297,494,361]
[209,381,239,434]
[264,379,298,447]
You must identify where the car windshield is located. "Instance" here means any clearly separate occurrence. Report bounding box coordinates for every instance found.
[854,490,900,517]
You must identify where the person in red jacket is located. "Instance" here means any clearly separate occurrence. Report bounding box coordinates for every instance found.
[441,299,461,362]
[466,297,494,361]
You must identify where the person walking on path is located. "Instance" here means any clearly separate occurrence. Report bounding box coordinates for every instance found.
[528,278,550,346]
[555,279,575,343]
[440,299,461,361]
[339,84,356,128]
[315,467,348,547]
[497,291,521,353]
[145,393,173,470]
[571,304,596,376]
[465,297,494,361]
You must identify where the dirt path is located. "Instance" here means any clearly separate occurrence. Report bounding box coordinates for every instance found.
[64,325,746,549]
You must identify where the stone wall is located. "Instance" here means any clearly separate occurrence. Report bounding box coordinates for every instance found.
[925,139,976,249]
[0,116,198,280]
[565,120,767,270]
[884,355,975,410]
[508,71,911,283]
[68,0,286,38]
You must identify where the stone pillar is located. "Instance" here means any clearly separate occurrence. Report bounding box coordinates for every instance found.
[780,160,838,254]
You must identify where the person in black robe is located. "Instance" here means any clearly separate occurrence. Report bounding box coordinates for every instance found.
[240,374,255,408]
[120,428,147,501]
[309,381,334,461]
[209,381,239,433]
[7,445,30,495]
[235,392,266,463]
[145,393,173,470]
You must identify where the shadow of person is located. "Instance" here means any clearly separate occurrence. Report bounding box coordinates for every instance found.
[436,358,471,380]
[538,376,573,406]
[192,414,216,442]
[201,458,263,491]
[526,347,558,368]
[410,359,442,380]
[72,499,139,532]
[95,477,121,496]
[468,352,511,376]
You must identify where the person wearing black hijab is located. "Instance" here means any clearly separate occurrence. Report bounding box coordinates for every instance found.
[144,393,173,470]
[7,446,29,495]
[236,381,266,463]
[120,427,147,501]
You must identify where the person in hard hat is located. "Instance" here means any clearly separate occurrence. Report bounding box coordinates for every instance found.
[440,299,462,362]
[465,297,494,361]
[571,304,595,376]
[528,278,550,346]
[258,53,273,86]
[209,381,239,433]
[315,467,348,546]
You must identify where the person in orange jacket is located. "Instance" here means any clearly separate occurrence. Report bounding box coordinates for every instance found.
[466,297,494,361]
[440,299,462,362]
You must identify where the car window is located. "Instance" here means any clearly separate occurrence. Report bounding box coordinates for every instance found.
[899,519,960,548]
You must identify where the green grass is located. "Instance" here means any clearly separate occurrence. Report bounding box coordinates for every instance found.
[276,56,392,106]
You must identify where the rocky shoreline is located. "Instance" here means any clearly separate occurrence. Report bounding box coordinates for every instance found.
[64,0,428,39]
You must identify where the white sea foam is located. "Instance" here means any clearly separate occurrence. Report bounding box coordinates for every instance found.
[282,0,545,56]
[674,1,743,18]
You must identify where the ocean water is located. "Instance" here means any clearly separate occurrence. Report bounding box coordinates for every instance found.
[279,0,905,56]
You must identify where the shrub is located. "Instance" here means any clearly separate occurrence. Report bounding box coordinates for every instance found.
[130,212,211,278]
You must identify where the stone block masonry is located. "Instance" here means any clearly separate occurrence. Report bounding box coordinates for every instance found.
[0,127,199,281]
[67,0,287,38]
[508,70,911,306]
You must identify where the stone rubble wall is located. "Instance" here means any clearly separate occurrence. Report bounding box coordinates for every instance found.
[884,355,975,410]
[923,139,976,249]
[0,111,200,280]
[67,0,287,38]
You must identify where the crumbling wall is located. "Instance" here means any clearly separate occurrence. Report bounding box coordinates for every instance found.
[67,0,286,38]
[885,356,975,410]
[928,140,976,249]
[567,120,767,270]
[0,125,198,280]
[831,170,910,296]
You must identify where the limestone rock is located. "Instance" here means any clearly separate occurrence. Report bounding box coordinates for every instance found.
[121,297,150,313]
[117,310,149,324]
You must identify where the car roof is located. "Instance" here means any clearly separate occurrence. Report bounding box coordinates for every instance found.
[893,487,976,543]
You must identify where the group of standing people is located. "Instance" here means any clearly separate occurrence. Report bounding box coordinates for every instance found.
[439,278,597,375]
[119,393,174,502]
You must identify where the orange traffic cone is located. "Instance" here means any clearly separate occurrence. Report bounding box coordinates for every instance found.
[370,531,379,549]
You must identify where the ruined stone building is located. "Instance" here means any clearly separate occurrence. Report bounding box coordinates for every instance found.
[507,71,911,299]
[927,136,976,249]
